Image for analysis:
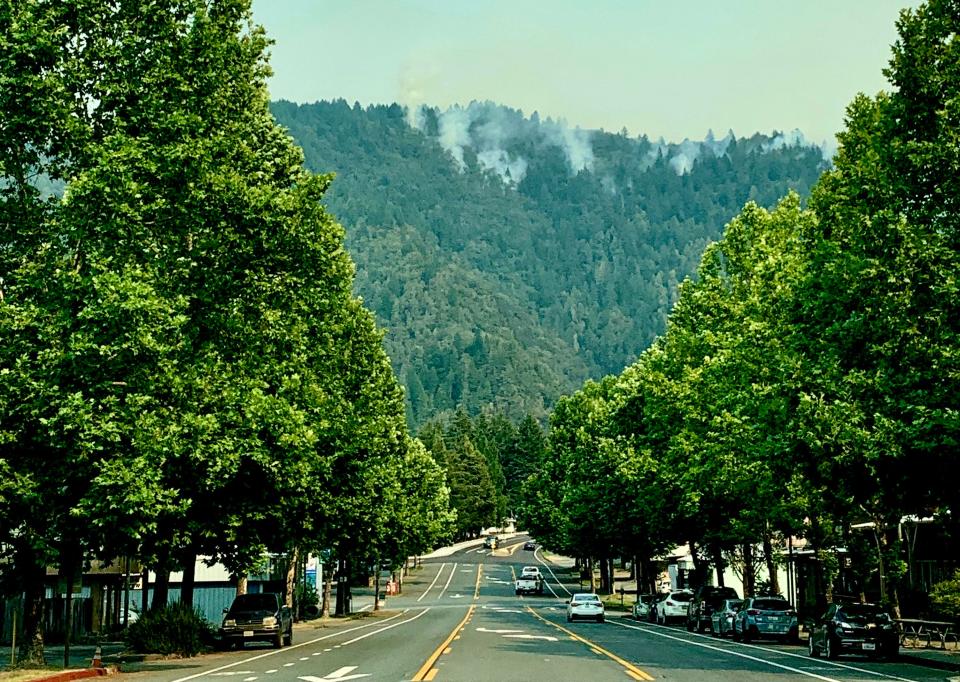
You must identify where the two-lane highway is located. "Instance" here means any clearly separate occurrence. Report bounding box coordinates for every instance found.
[124,537,953,682]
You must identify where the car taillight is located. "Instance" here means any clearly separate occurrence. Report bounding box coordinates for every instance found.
[747,609,760,616]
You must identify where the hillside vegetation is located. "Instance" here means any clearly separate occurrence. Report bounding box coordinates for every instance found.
[272,100,829,425]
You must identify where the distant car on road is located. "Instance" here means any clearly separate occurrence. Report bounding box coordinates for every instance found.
[515,572,544,595]
[808,602,898,660]
[219,592,292,649]
[566,593,605,623]
[483,536,499,549]
[523,541,537,551]
[520,566,541,578]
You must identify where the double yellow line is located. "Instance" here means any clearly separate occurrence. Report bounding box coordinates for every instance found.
[413,564,482,681]
[526,607,654,681]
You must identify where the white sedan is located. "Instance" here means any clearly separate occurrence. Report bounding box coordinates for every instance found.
[521,566,542,578]
[566,593,605,623]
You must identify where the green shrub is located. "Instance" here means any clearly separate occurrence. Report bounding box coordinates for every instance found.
[929,570,960,622]
[125,602,214,656]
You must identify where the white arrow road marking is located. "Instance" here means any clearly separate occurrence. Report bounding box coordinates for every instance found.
[298,666,372,681]
[450,594,463,599]
[503,634,559,642]
[476,628,525,634]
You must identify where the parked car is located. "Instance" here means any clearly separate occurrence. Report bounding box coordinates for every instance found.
[631,594,657,621]
[655,589,693,625]
[523,541,537,551]
[219,592,293,649]
[566,593,605,623]
[710,598,743,637]
[732,596,798,643]
[808,602,898,660]
[483,535,499,549]
[520,566,541,578]
[687,585,740,632]
[649,592,670,622]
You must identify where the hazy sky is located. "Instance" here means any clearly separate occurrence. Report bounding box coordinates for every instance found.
[251,1,919,145]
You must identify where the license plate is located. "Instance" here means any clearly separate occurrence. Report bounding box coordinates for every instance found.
[243,630,254,637]
[862,643,876,651]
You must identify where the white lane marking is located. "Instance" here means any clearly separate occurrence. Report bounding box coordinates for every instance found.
[533,547,571,596]
[417,562,447,602]
[610,620,922,682]
[503,634,558,642]
[299,657,309,661]
[437,561,458,599]
[461,569,473,572]
[312,652,321,656]
[210,673,254,677]
[169,611,410,682]
[243,677,257,681]
[283,663,295,667]
[340,608,431,646]
[357,604,373,612]
[450,594,464,599]
[640,621,922,682]
[476,627,525,634]
[265,671,277,675]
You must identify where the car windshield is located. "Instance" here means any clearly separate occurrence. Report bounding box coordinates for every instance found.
[671,592,693,602]
[573,594,600,603]
[837,604,891,622]
[230,594,278,612]
[752,599,790,611]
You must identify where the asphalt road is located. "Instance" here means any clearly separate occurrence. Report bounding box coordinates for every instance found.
[121,536,954,682]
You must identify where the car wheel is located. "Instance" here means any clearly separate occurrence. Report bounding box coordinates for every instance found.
[825,635,837,660]
[274,630,284,649]
[732,622,741,642]
[686,618,694,632]
[285,626,293,646]
[567,614,572,622]
[808,633,819,657]
[884,644,899,661]
[598,616,604,623]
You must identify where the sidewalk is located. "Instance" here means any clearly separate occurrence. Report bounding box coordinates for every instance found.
[896,645,960,674]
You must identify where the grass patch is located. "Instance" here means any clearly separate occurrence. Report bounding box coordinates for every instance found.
[0,667,81,682]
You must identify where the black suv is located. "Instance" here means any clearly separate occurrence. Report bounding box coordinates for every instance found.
[687,585,740,632]
[220,592,293,649]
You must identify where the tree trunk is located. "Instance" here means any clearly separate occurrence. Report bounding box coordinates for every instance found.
[712,544,725,587]
[335,558,350,616]
[599,555,610,594]
[236,575,248,596]
[321,566,333,618]
[742,543,755,598]
[141,568,150,614]
[151,568,170,610]
[60,558,76,668]
[19,552,46,666]
[285,548,298,610]
[880,526,902,618]
[762,531,779,596]
[373,563,381,612]
[180,551,196,608]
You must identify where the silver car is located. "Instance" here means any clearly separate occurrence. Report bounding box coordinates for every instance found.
[632,594,656,620]
[732,597,799,642]
[567,593,605,623]
[710,598,743,637]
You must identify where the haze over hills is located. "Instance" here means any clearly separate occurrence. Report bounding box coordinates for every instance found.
[270,99,830,427]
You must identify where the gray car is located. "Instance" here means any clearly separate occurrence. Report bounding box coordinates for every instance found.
[710,598,743,637]
[732,596,799,643]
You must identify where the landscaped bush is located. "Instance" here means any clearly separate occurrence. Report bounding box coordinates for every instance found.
[125,602,214,656]
[928,570,960,622]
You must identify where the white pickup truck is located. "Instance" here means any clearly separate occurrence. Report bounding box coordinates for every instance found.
[515,572,544,596]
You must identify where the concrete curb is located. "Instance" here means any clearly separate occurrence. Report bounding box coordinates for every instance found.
[29,667,116,682]
[895,649,960,674]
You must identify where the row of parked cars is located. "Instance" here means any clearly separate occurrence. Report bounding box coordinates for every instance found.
[630,586,899,660]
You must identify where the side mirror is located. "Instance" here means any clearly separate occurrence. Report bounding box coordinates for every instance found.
[222,607,229,613]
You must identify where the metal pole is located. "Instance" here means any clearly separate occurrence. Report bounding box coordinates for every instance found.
[10,597,17,667]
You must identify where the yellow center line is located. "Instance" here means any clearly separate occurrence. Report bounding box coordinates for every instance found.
[412,604,476,682]
[423,670,439,682]
[525,606,655,681]
[473,563,483,599]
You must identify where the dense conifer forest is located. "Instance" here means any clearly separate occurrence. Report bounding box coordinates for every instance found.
[271,100,829,426]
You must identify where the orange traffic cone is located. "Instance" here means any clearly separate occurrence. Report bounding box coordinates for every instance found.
[91,645,103,669]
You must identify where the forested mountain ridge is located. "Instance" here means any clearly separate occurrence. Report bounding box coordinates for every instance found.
[270,99,830,426]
